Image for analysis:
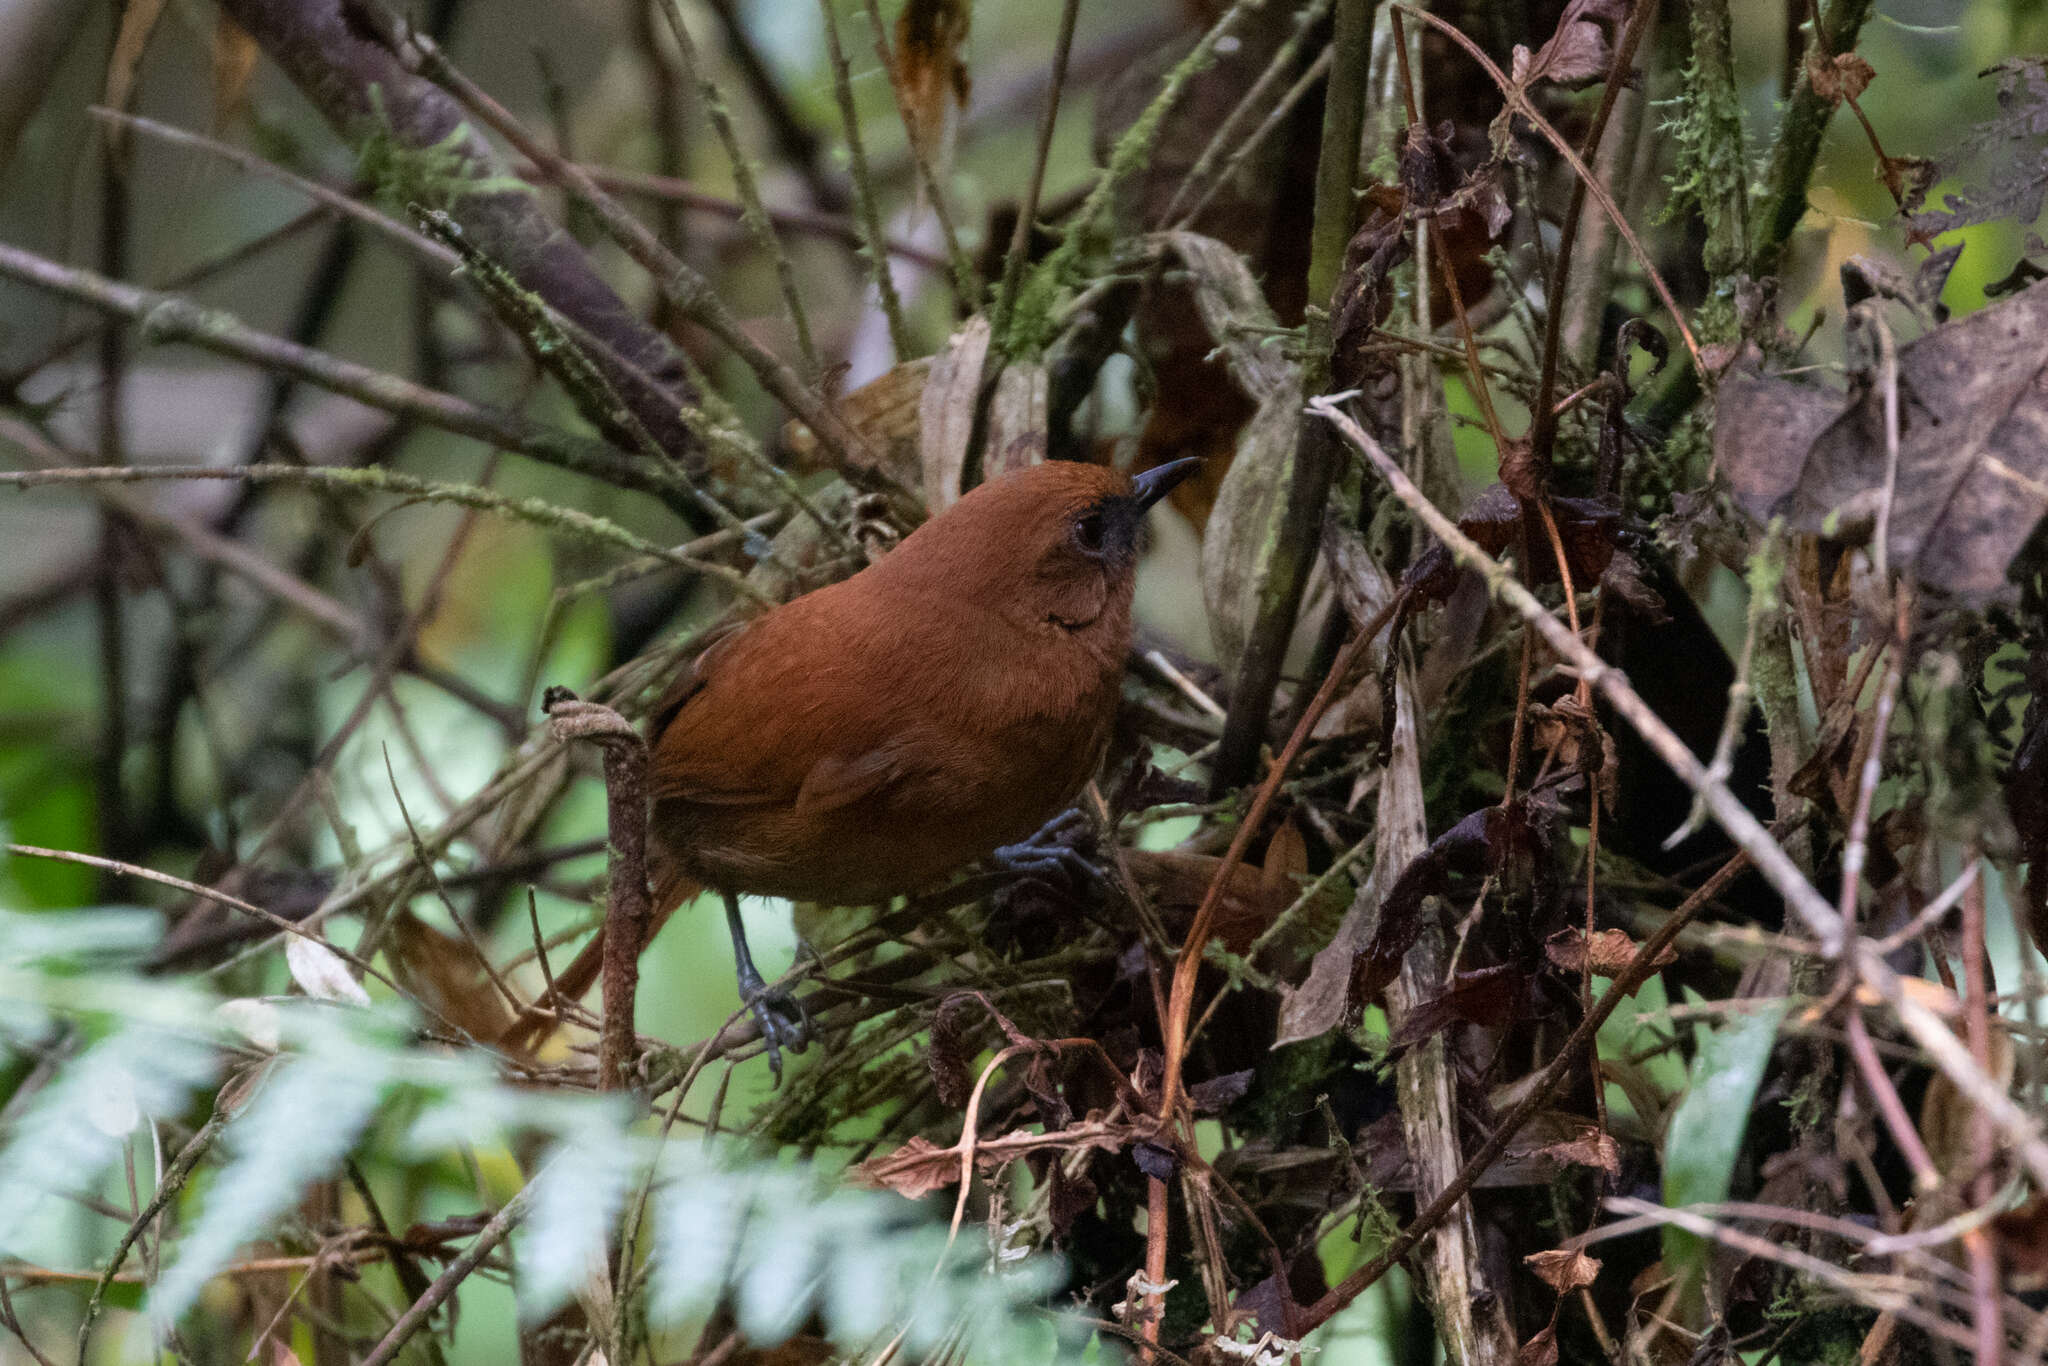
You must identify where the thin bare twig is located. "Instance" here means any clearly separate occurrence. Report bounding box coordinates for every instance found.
[360,1177,536,1366]
[992,0,1083,338]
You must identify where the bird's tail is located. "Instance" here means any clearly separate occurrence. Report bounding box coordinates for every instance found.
[497,855,701,1054]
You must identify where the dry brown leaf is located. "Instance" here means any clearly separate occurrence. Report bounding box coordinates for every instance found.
[1509,0,1626,91]
[1715,276,2048,600]
[1524,1247,1602,1294]
[1126,847,1295,956]
[212,14,261,131]
[1808,51,1876,104]
[786,357,930,487]
[1533,1123,1621,1174]
[851,1135,960,1199]
[1920,1016,2014,1176]
[853,1121,1130,1198]
[1544,927,1675,983]
[388,912,516,1045]
[1515,1325,1557,1366]
[894,0,971,176]
[1993,1193,2048,1291]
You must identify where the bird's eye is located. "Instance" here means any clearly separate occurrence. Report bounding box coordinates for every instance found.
[1074,512,1106,553]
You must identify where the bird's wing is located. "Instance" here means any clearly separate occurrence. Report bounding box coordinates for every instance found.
[647,590,942,812]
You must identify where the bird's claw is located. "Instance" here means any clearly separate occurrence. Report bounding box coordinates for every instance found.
[992,808,1105,895]
[738,970,810,1082]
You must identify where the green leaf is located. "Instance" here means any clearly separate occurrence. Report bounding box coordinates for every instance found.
[152,1030,388,1321]
[0,1023,213,1256]
[1661,998,1789,1282]
[515,1120,638,1321]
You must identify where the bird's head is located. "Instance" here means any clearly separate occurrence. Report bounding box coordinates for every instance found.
[886,457,1201,639]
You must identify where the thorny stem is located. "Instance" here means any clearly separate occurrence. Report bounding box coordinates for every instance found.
[1176,51,1334,234]
[1961,850,2004,1366]
[1163,0,1334,232]
[1837,589,1911,932]
[0,241,699,511]
[0,463,768,602]
[374,6,878,480]
[360,1175,538,1366]
[1751,0,1878,276]
[513,160,944,270]
[1209,0,1370,793]
[75,1112,227,1363]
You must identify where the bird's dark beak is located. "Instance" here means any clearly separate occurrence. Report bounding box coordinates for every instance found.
[1131,458,1202,512]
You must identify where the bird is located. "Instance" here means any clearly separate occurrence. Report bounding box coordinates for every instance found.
[507,456,1202,1071]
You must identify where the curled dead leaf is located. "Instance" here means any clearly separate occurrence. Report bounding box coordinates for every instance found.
[1509,0,1627,91]
[785,358,930,488]
[1544,927,1674,985]
[894,0,971,175]
[1533,1123,1620,1174]
[1807,51,1875,105]
[1524,1247,1602,1294]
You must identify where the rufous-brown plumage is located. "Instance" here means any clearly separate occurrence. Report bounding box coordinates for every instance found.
[511,457,1199,1066]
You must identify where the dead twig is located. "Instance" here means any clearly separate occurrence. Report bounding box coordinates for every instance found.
[543,690,653,1092]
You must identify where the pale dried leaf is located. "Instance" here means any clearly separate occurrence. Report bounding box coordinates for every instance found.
[286,933,371,1007]
[1278,666,1425,1045]
[983,359,1047,483]
[1201,394,1303,675]
[216,998,281,1052]
[1524,1248,1601,1294]
[1152,231,1293,403]
[920,318,991,513]
[84,1064,140,1138]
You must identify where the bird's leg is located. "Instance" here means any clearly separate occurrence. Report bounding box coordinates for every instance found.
[721,889,809,1078]
[991,807,1105,891]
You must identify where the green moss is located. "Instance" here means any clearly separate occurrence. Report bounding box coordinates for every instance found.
[1659,3,1751,280]
[353,86,532,214]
